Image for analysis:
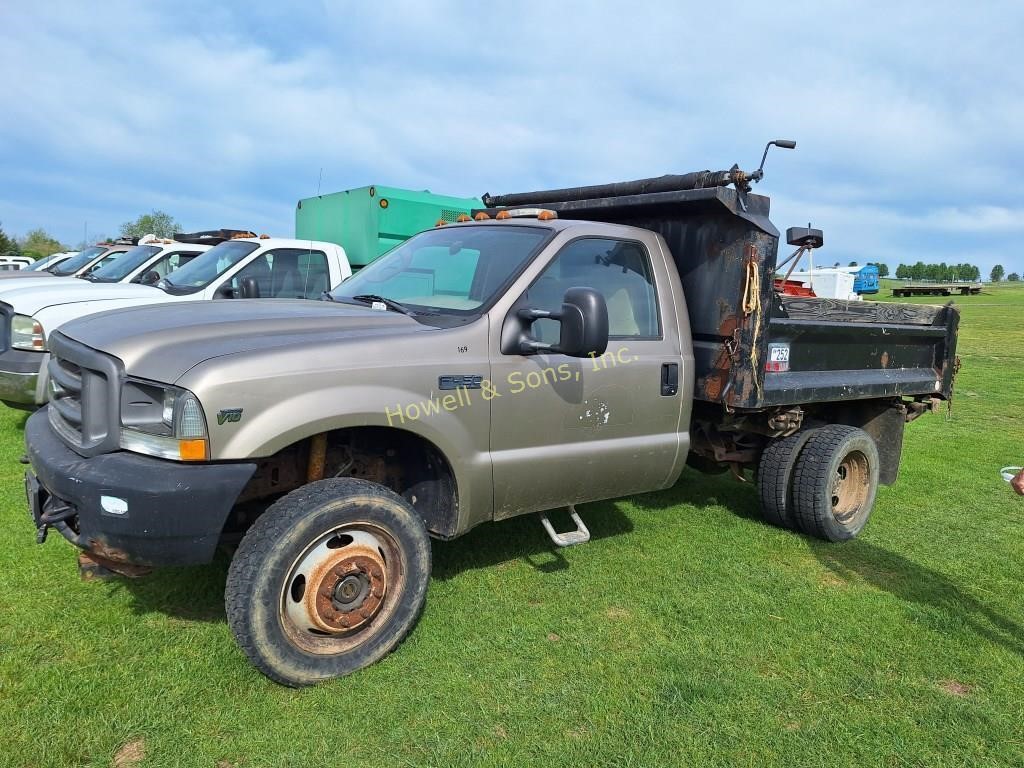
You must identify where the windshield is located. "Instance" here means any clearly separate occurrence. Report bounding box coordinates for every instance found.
[159,240,259,294]
[51,246,106,275]
[27,256,59,271]
[330,225,550,313]
[88,245,161,282]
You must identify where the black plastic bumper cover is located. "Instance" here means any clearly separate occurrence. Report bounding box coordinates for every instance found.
[25,407,257,566]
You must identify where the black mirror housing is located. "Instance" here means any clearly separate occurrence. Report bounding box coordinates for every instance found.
[504,286,609,357]
[556,287,609,358]
[240,277,261,299]
[140,270,160,285]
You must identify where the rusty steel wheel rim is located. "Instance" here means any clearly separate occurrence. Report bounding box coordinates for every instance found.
[831,450,870,523]
[280,523,405,655]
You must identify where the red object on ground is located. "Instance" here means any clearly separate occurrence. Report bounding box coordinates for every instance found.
[774,278,816,297]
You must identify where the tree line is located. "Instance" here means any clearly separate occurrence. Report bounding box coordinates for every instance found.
[0,211,181,261]
[893,262,981,282]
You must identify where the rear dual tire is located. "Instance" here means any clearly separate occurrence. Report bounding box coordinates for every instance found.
[757,425,879,541]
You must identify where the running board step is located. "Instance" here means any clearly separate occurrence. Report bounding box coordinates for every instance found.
[539,505,591,547]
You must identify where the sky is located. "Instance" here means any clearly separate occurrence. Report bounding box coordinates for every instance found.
[1,1,1022,278]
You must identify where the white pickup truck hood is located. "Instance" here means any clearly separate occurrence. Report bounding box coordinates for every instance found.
[0,276,83,296]
[1,282,166,316]
[30,285,181,342]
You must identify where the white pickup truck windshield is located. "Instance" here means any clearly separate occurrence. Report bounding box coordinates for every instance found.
[159,241,259,294]
[50,246,106,276]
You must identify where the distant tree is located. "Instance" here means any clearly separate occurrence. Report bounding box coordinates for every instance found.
[848,261,858,267]
[833,262,841,267]
[990,264,1005,283]
[18,228,67,260]
[874,263,889,277]
[910,261,927,280]
[0,222,18,257]
[895,264,909,280]
[120,210,180,239]
[1008,272,1021,282]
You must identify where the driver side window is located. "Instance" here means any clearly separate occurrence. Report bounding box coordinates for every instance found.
[222,249,329,299]
[523,237,660,344]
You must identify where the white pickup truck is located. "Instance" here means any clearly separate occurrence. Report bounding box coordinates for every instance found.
[0,236,214,302]
[0,236,351,408]
[0,241,136,282]
[17,252,80,273]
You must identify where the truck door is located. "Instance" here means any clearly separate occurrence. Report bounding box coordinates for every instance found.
[489,235,685,518]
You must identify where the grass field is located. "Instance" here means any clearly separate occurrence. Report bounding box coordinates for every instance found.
[1,284,1022,767]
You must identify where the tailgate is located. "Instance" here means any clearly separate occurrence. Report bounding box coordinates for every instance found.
[756,297,960,408]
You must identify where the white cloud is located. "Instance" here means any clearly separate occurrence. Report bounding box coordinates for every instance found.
[0,0,1022,275]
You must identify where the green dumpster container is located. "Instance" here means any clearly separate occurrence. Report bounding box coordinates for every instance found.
[295,185,481,270]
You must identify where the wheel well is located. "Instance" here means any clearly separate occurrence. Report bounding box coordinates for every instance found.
[689,398,906,486]
[803,399,905,485]
[228,427,459,539]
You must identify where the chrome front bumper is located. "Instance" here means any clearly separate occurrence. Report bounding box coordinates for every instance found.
[0,348,49,407]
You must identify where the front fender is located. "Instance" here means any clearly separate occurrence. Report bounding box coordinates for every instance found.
[209,383,492,535]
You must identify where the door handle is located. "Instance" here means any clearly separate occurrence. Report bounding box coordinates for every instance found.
[661,363,679,396]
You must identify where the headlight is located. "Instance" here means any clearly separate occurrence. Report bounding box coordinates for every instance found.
[11,315,46,351]
[119,378,209,461]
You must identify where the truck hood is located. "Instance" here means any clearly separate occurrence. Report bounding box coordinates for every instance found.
[1,281,162,315]
[0,276,80,296]
[58,299,434,383]
[0,271,60,281]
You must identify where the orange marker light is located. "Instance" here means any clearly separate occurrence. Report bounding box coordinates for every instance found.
[456,214,471,222]
[435,218,448,227]
[495,210,511,220]
[474,212,490,221]
[537,210,557,221]
[179,439,209,461]
[379,198,389,209]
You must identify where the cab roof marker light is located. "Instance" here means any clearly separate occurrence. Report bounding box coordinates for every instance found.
[474,212,490,221]
[456,214,472,223]
[507,207,557,219]
[495,210,512,220]
[434,219,448,227]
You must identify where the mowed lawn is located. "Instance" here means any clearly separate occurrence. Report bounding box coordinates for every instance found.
[1,285,1022,768]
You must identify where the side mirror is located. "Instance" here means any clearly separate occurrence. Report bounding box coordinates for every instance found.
[239,277,261,299]
[514,287,609,358]
[139,270,160,285]
[556,287,609,358]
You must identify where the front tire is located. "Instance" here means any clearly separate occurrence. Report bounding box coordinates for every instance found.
[225,478,431,686]
[792,425,879,541]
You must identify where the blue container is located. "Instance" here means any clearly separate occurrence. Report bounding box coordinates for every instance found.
[853,264,879,294]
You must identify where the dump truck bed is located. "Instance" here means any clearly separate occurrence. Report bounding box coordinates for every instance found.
[481,185,959,412]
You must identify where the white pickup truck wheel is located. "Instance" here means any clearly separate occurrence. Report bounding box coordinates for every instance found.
[225,478,431,687]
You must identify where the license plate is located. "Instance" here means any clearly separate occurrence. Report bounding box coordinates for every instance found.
[766,343,790,373]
